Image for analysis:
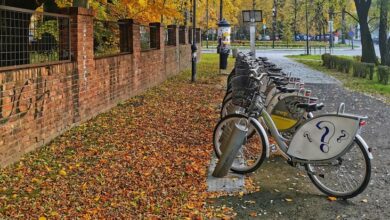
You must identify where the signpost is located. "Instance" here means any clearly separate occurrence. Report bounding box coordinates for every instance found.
[348,30,355,50]
[242,9,262,57]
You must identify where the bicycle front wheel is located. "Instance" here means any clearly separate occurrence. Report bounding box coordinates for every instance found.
[213,114,267,174]
[305,137,371,199]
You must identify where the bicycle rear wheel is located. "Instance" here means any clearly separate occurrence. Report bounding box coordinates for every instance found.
[305,137,371,199]
[213,114,267,174]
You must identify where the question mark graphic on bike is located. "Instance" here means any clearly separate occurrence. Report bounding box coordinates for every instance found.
[316,121,335,153]
[337,130,350,143]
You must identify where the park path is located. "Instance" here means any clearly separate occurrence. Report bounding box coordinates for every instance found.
[210,53,390,219]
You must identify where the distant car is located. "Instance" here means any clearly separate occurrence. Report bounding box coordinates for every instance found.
[261,35,271,41]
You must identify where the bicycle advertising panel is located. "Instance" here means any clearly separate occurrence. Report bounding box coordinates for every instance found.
[287,115,360,161]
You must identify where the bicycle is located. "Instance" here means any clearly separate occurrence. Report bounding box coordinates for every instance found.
[213,74,372,199]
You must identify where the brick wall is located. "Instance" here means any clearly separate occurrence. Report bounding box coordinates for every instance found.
[0,7,199,167]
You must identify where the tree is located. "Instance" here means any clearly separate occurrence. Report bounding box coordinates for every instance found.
[354,0,377,63]
[379,0,390,66]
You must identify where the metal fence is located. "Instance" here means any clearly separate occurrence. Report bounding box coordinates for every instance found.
[93,20,124,57]
[179,27,186,44]
[140,25,158,51]
[0,5,70,69]
[165,26,176,46]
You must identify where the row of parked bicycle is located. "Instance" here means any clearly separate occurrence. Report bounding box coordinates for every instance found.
[211,52,373,199]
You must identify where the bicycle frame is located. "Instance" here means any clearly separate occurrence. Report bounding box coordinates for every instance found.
[251,106,373,164]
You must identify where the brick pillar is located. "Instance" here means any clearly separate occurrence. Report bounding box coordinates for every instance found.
[68,7,95,122]
[119,19,134,53]
[149,22,161,49]
[167,25,177,46]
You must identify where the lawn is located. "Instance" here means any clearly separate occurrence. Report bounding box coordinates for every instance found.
[287,54,390,102]
[0,54,236,218]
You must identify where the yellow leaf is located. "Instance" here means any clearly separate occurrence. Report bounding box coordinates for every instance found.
[94,196,100,201]
[186,203,195,209]
[239,191,244,197]
[50,211,59,216]
[59,169,67,176]
[38,217,47,220]
[32,178,42,184]
[328,196,337,201]
[285,198,293,202]
[82,182,87,191]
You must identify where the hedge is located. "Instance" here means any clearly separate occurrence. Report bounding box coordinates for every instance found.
[353,62,375,79]
[378,65,390,85]
[322,54,375,79]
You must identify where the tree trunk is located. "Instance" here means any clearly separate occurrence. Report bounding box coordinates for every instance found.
[379,0,390,66]
[354,0,377,63]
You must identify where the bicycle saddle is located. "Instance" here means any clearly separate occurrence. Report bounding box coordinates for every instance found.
[276,87,297,93]
[296,103,325,112]
[273,79,289,86]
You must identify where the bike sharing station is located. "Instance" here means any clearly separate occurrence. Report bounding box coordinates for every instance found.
[208,53,373,199]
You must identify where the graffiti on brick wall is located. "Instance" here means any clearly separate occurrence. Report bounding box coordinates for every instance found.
[0,77,50,124]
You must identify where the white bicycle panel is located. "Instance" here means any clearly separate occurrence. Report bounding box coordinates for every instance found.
[287,115,360,161]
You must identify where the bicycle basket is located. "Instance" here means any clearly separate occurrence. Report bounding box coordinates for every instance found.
[230,75,259,107]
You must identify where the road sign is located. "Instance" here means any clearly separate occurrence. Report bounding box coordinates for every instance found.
[348,31,354,38]
[262,24,267,30]
[242,10,262,23]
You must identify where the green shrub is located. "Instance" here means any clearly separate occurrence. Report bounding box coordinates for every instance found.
[353,56,362,62]
[352,62,375,79]
[321,53,331,68]
[378,65,390,85]
[322,54,352,73]
[366,63,375,80]
[336,57,353,73]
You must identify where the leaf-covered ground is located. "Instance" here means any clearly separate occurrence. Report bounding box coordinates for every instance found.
[0,54,234,218]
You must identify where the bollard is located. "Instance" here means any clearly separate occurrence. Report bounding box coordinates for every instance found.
[213,120,248,177]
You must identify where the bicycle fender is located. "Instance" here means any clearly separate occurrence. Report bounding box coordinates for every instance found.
[355,134,373,160]
[249,117,271,158]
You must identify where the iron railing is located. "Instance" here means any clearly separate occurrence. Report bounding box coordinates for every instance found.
[179,26,186,45]
[165,26,176,46]
[94,20,126,58]
[0,5,70,69]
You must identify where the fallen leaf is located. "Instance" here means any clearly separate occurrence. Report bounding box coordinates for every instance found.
[59,169,67,176]
[328,196,337,201]
[249,212,257,217]
[38,217,47,220]
[285,198,293,202]
[361,199,368,203]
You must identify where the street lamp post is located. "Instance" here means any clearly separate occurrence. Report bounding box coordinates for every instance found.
[206,0,209,48]
[305,0,309,55]
[191,0,197,82]
[272,0,277,49]
[249,0,256,57]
